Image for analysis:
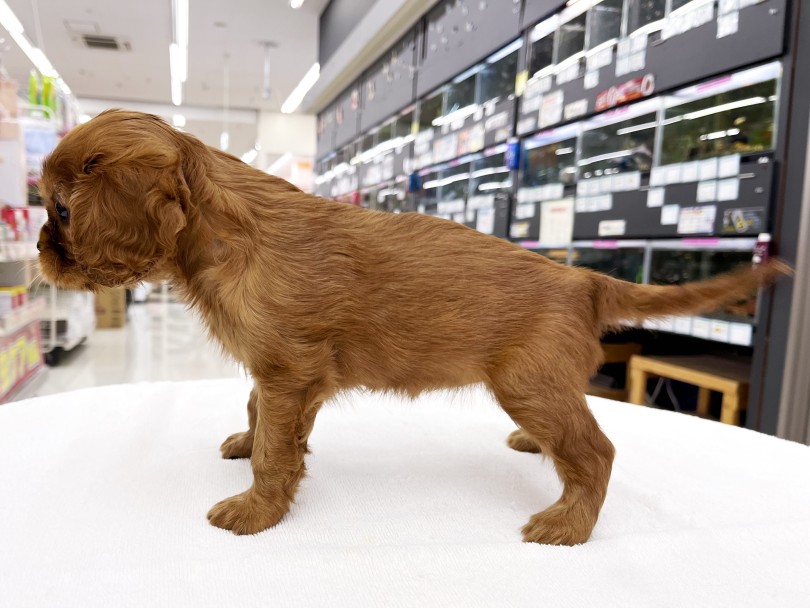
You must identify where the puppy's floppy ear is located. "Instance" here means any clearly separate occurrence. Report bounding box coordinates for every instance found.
[83,153,104,174]
[69,139,189,286]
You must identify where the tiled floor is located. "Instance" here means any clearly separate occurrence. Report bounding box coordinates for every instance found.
[36,299,244,397]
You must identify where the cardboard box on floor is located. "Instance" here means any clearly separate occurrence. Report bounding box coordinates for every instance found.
[94,288,126,328]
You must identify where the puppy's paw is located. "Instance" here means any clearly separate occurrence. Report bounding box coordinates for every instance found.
[207,489,288,535]
[521,506,592,546]
[220,431,253,459]
[506,429,541,453]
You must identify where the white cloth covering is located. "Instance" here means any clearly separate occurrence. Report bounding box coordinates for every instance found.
[0,379,808,607]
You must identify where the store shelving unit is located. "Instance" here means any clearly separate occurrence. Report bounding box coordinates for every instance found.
[311,0,809,434]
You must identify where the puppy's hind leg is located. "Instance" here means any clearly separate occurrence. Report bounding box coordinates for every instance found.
[207,379,327,535]
[220,387,258,459]
[492,368,614,546]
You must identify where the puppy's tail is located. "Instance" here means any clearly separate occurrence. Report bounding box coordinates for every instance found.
[594,259,792,331]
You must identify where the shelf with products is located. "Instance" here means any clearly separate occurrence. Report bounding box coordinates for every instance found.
[0,296,47,404]
[511,61,780,241]
[415,144,512,237]
[517,236,760,346]
[355,107,417,195]
[516,0,787,136]
[412,39,521,172]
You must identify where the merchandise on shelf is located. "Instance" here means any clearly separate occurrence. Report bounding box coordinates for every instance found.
[0,285,28,315]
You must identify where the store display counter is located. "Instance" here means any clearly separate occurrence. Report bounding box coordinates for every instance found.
[1,379,808,606]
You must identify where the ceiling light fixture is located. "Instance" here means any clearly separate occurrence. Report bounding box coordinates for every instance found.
[169,0,189,106]
[172,114,186,127]
[290,0,305,8]
[2,1,69,86]
[241,148,258,164]
[267,153,292,174]
[0,0,24,34]
[174,0,189,48]
[281,63,320,114]
[9,29,56,76]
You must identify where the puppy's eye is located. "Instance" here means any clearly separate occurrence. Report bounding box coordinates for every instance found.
[55,202,69,223]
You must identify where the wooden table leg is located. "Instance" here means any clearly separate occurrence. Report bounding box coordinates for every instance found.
[628,368,648,405]
[697,388,711,418]
[721,392,741,426]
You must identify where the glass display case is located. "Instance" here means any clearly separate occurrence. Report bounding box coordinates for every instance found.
[650,249,756,318]
[670,0,696,12]
[521,133,578,188]
[470,153,511,198]
[479,44,519,104]
[580,106,657,179]
[438,162,472,204]
[626,0,666,35]
[557,10,587,64]
[446,73,476,116]
[395,110,414,140]
[528,20,556,78]
[419,91,444,132]
[360,132,375,157]
[360,187,378,209]
[571,247,645,282]
[375,183,409,213]
[377,120,394,148]
[587,0,624,49]
[661,65,779,165]
[418,169,441,212]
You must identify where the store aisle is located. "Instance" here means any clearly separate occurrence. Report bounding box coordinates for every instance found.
[36,300,243,397]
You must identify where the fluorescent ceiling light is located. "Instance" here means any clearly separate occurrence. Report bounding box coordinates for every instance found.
[682,97,767,121]
[220,131,229,151]
[290,0,305,7]
[172,114,186,127]
[0,1,24,34]
[267,152,292,174]
[173,0,189,48]
[478,180,511,191]
[578,149,633,166]
[615,121,657,136]
[170,42,187,83]
[281,63,320,114]
[9,30,57,77]
[470,167,509,179]
[423,173,471,189]
[171,75,182,106]
[432,104,478,127]
[241,149,258,164]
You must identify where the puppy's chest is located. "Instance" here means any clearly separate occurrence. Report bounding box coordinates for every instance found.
[194,295,287,366]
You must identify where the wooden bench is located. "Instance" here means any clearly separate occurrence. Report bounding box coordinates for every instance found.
[628,355,752,426]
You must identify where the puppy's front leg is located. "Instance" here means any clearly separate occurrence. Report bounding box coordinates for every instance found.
[220,387,258,459]
[207,381,323,535]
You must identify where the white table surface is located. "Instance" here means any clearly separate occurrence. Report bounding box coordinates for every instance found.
[1,379,808,607]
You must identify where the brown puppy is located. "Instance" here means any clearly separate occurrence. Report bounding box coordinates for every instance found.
[38,110,789,545]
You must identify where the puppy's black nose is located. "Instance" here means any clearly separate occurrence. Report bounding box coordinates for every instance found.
[36,241,43,252]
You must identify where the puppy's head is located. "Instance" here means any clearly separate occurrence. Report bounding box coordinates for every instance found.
[38,110,188,290]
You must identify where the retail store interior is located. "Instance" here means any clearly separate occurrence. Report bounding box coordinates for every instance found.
[0,1,809,606]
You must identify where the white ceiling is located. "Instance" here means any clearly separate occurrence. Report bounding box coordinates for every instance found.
[4,0,329,111]
[0,0,328,159]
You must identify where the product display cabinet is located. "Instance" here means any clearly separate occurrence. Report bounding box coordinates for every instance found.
[313,0,808,436]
